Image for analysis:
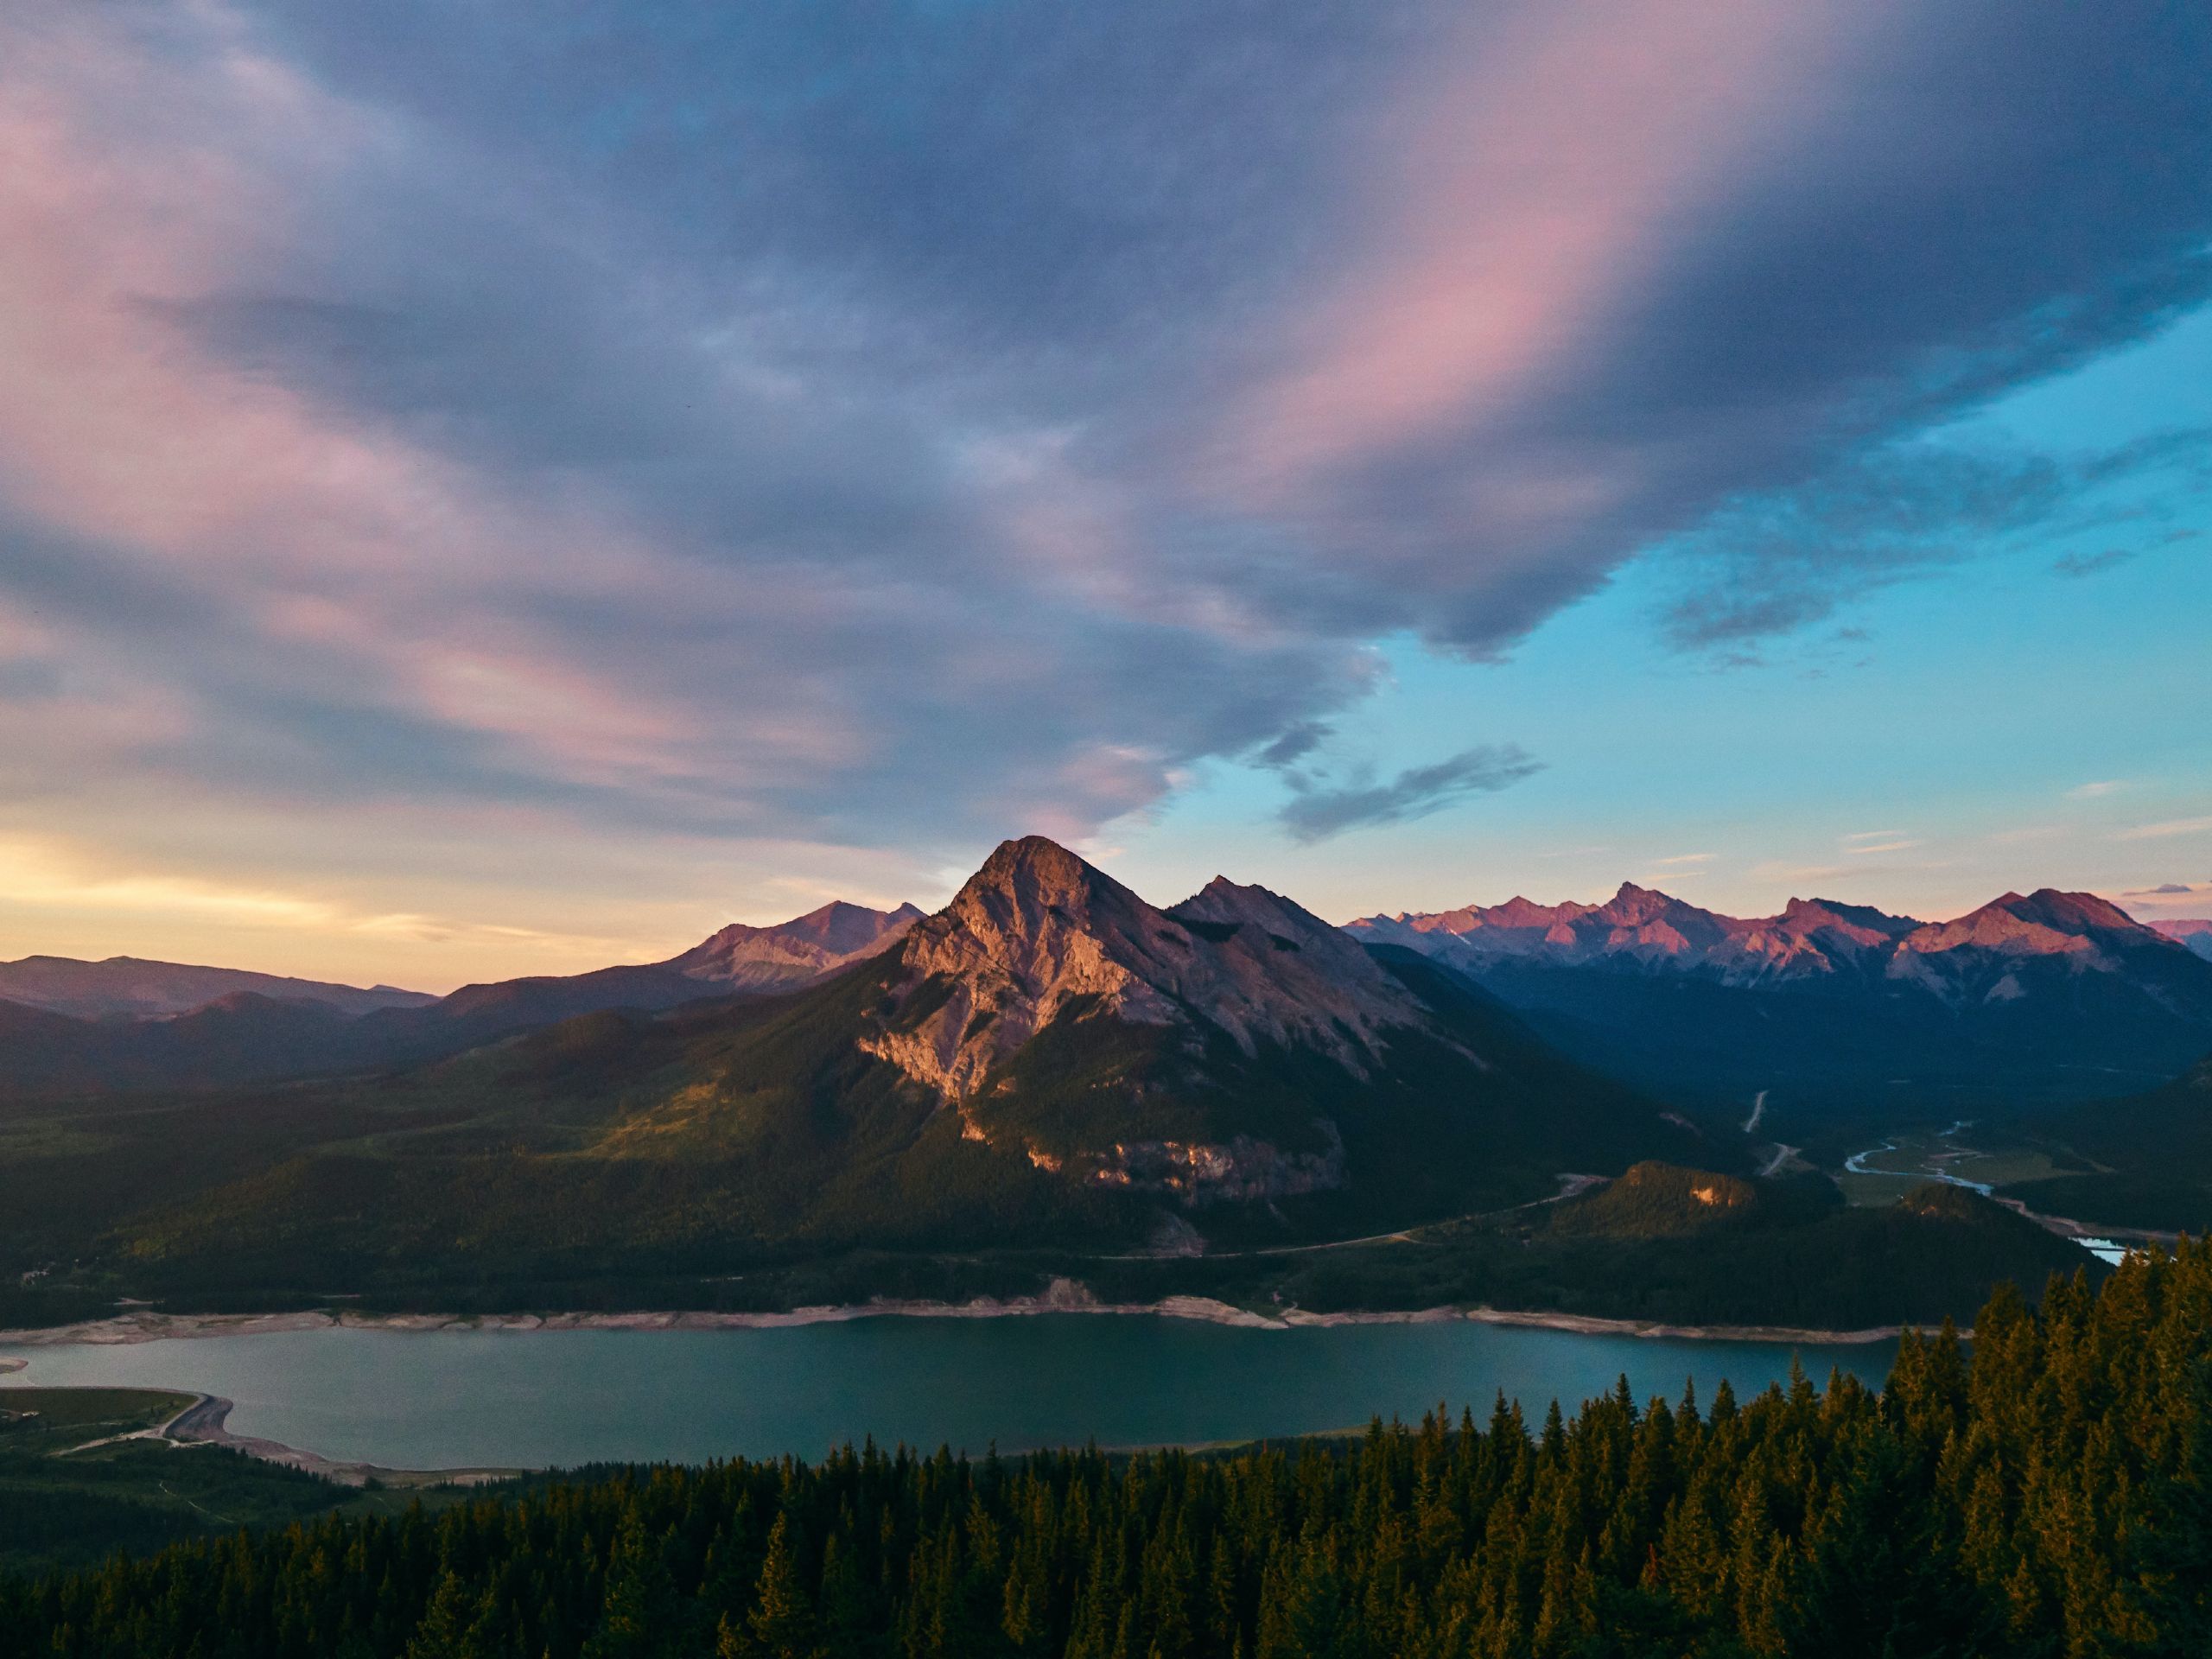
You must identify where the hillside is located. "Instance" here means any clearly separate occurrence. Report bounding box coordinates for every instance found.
[1154,1166,2099,1331]
[2154,917,2212,962]
[2000,1052,2212,1233]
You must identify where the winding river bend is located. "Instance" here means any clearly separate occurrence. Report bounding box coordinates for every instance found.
[1,1316,1894,1472]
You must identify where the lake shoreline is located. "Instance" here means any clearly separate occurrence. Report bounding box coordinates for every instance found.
[160,1393,521,1489]
[0,1288,1922,1350]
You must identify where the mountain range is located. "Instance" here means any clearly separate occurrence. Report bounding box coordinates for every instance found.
[4,858,2208,1129]
[0,899,921,1099]
[809,836,1700,1215]
[23,837,1709,1300]
[2,835,2179,1320]
[1351,884,2212,1115]
[0,955,433,1020]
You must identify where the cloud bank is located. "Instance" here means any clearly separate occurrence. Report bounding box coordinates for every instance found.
[2,0,2208,936]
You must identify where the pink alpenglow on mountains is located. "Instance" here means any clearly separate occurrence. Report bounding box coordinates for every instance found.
[668,900,926,992]
[0,956,435,1021]
[1349,884,2208,1002]
[860,836,1426,1102]
[1346,882,1918,986]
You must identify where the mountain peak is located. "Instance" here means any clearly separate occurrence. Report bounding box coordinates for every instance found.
[868,842,1427,1101]
[668,899,922,991]
[2009,888,2139,932]
[1169,877,1398,986]
[1905,887,2155,957]
[944,836,1152,940]
[1887,886,2190,1001]
[972,834,1096,888]
[778,899,925,953]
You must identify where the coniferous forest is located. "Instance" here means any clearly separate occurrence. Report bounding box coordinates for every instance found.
[5,1243,2208,1659]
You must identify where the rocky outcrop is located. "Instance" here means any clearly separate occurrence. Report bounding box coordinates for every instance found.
[1083,1124,1347,1205]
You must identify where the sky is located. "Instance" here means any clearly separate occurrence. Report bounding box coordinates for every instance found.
[0,0,2207,992]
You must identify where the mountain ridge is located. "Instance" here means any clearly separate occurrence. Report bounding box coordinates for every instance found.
[667,899,924,992]
[0,899,924,1100]
[79,836,1713,1284]
[0,954,434,1020]
[1349,882,2212,1112]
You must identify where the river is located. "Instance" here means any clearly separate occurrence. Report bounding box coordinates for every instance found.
[0,1316,1895,1471]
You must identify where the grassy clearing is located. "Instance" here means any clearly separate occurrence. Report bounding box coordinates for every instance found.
[0,1386,194,1446]
[0,1386,504,1576]
[1835,1129,2081,1209]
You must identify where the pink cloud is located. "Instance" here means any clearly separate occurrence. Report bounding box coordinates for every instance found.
[1217,0,1879,505]
[0,6,877,800]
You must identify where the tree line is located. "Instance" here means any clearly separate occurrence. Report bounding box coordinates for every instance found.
[6,1241,2209,1657]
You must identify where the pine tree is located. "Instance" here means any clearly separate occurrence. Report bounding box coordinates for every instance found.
[404,1567,516,1659]
[749,1512,817,1659]
[584,1510,682,1659]
[2114,1356,2212,1656]
[1781,1427,1999,1658]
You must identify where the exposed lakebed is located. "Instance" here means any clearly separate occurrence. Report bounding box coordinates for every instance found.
[0,1313,1895,1471]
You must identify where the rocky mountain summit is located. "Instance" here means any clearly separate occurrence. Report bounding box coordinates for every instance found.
[668,899,924,993]
[1884,889,2196,1004]
[861,837,1426,1102]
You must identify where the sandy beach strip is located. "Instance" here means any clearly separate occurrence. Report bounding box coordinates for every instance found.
[0,1287,1917,1349]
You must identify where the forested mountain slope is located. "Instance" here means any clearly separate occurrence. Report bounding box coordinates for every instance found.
[2000,1052,2212,1234]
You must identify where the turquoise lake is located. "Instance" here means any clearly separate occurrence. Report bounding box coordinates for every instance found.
[0,1316,1895,1471]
